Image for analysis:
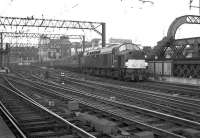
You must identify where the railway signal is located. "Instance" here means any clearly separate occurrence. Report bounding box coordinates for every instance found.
[60,72,65,84]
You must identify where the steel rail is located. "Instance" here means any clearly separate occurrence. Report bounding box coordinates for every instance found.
[30,74,200,128]
[41,72,200,114]
[7,75,199,138]
[1,79,96,138]
[62,74,200,105]
[7,75,187,138]
[37,80,200,128]
[12,69,200,119]
[52,77,200,122]
[0,101,27,138]
[133,81,200,97]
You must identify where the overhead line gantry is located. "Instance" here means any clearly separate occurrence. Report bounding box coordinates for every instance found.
[0,16,106,67]
[0,16,106,47]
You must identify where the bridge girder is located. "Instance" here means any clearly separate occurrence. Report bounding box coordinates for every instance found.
[155,15,200,59]
[167,15,200,39]
[155,37,200,59]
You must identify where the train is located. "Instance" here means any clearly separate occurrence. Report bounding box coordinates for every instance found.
[50,43,149,81]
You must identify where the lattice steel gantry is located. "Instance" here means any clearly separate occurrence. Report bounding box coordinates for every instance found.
[2,32,83,39]
[1,32,85,47]
[0,16,106,47]
[0,16,106,67]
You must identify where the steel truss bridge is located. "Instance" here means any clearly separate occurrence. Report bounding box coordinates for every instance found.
[155,15,200,78]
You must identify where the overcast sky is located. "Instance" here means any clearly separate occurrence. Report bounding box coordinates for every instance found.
[0,0,200,46]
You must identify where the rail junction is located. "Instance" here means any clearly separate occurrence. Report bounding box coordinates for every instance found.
[0,14,200,138]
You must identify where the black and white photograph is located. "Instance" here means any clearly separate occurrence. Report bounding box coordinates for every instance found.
[0,0,200,138]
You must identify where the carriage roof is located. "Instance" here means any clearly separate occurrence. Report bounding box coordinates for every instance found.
[84,43,141,56]
[100,43,140,54]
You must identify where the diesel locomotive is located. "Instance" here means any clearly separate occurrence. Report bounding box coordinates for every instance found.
[52,43,149,81]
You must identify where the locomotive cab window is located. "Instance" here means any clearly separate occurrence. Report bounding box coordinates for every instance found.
[118,43,140,52]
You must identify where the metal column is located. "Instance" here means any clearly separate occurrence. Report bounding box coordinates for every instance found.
[102,23,106,48]
[82,36,85,53]
[0,33,3,68]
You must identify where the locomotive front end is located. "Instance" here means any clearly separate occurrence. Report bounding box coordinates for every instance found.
[117,43,148,81]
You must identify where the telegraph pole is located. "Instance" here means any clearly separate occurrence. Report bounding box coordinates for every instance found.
[189,0,200,15]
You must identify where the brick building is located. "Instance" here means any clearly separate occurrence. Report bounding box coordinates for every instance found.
[9,47,38,64]
[38,35,71,62]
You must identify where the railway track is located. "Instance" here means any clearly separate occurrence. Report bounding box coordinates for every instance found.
[6,73,200,138]
[13,65,200,98]
[11,67,200,122]
[32,70,200,123]
[24,65,200,99]
[0,76,96,138]
[124,81,200,98]
[60,68,200,98]
[45,68,200,103]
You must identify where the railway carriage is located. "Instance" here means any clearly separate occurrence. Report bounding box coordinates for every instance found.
[51,43,149,81]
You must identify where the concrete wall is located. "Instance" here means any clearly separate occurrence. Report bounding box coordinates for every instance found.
[150,76,200,86]
[163,76,200,86]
